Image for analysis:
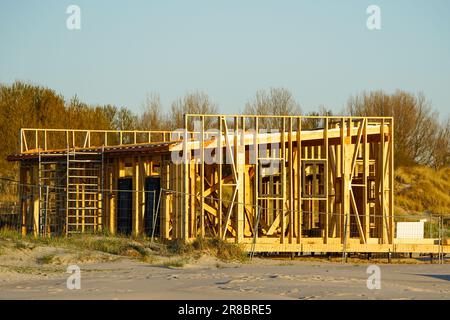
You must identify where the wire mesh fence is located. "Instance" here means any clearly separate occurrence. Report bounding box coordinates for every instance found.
[0,177,448,263]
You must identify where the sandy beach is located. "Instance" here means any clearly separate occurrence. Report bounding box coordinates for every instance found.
[1,254,449,300]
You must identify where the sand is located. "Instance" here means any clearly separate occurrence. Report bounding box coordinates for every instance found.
[0,252,449,300]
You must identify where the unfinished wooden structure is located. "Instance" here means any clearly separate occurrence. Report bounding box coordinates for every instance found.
[8,114,449,254]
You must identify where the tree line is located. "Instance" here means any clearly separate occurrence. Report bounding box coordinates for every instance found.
[0,81,448,178]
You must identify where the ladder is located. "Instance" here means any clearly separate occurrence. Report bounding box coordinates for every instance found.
[38,151,66,236]
[65,147,103,235]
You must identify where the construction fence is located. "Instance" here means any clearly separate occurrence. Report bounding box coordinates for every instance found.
[0,177,448,263]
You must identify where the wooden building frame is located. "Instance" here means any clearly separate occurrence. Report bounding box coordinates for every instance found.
[8,114,449,254]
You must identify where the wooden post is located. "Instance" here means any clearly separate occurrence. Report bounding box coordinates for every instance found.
[281,118,286,244]
[110,160,117,235]
[324,118,329,244]
[389,118,395,244]
[363,119,370,241]
[218,116,223,239]
[160,161,170,239]
[297,117,302,244]
[139,156,145,235]
[288,118,294,244]
[32,165,39,236]
[189,158,196,237]
[235,117,245,243]
[19,164,26,235]
[132,157,139,236]
[200,116,205,238]
[183,116,190,239]
[342,118,351,244]
[254,117,259,241]
[80,184,85,233]
[380,119,387,243]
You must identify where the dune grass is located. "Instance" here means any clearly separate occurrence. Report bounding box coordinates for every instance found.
[395,166,450,216]
[0,227,154,261]
[0,227,247,264]
[36,253,56,264]
[162,258,186,268]
[163,237,248,262]
[192,237,248,262]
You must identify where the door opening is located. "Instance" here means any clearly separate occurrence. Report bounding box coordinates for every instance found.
[144,177,161,237]
[117,178,132,235]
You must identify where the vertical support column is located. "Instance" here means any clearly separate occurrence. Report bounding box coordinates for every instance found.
[342,118,351,244]
[189,158,196,236]
[253,117,259,240]
[324,118,329,244]
[362,119,370,241]
[161,160,171,239]
[218,116,223,239]
[31,164,39,236]
[380,119,387,243]
[389,118,395,244]
[19,164,26,235]
[139,156,146,236]
[200,116,205,238]
[297,117,302,244]
[280,118,286,244]
[235,117,245,243]
[81,184,85,233]
[288,118,294,244]
[183,115,190,239]
[103,166,109,232]
[172,163,178,239]
[110,159,118,235]
[363,119,370,241]
[175,163,180,239]
[132,157,139,236]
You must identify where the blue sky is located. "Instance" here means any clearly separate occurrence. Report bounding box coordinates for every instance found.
[0,0,449,116]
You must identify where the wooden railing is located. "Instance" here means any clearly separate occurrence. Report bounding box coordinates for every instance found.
[19,128,180,153]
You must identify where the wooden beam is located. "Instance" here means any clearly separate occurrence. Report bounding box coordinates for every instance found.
[297,117,302,244]
[222,186,238,240]
[350,119,365,179]
[389,119,395,244]
[182,115,189,239]
[236,117,245,243]
[380,119,387,243]
[202,202,236,236]
[200,116,205,237]
[363,120,370,241]
[281,118,286,244]
[350,189,366,244]
[254,117,259,240]
[218,116,223,239]
[132,157,139,236]
[222,118,238,182]
[321,120,328,243]
[288,118,294,244]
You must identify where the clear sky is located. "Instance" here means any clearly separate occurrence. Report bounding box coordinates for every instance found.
[0,0,449,116]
